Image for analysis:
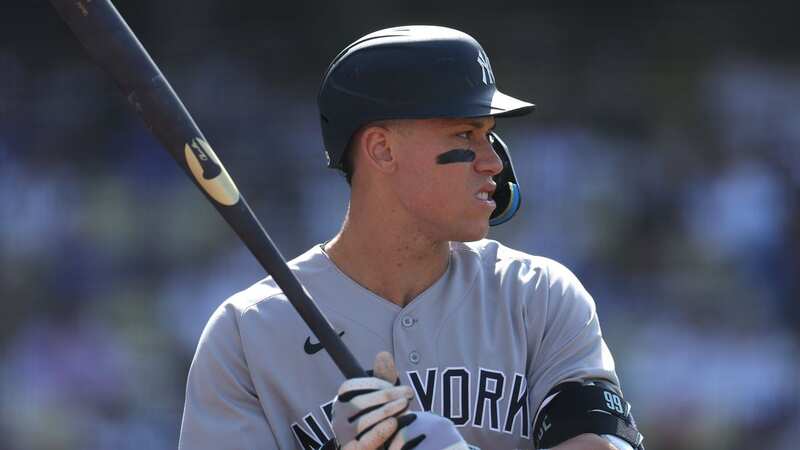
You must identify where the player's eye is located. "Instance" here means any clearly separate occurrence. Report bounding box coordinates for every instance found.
[456,131,470,140]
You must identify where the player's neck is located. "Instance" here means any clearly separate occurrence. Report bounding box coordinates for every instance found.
[324,206,450,308]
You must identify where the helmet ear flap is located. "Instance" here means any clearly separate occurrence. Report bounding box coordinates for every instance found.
[488,132,521,226]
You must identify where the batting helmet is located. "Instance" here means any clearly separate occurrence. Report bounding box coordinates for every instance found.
[317,25,534,225]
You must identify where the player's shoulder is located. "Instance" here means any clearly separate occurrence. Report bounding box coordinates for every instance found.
[455,239,596,317]
[453,238,576,283]
[452,239,590,306]
[199,245,332,349]
[217,244,330,319]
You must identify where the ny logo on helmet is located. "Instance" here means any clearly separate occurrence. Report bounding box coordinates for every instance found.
[476,50,495,85]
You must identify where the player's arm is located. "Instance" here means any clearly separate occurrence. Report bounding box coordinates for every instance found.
[535,380,640,450]
[527,261,643,450]
[179,302,279,450]
[549,433,618,450]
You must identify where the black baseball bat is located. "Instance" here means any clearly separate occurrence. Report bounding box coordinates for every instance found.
[50,0,366,379]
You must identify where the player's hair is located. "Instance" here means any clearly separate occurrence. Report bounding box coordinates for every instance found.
[340,139,356,186]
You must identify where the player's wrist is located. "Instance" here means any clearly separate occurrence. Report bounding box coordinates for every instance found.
[546,433,616,450]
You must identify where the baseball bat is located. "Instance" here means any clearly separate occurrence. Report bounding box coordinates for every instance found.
[50,0,366,379]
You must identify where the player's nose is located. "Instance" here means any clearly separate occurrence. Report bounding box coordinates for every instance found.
[474,138,503,177]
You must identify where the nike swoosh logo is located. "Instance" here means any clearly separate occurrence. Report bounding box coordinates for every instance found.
[304,331,345,355]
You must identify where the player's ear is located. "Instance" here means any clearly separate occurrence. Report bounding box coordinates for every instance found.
[359,124,397,174]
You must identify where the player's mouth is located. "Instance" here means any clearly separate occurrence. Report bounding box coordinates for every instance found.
[475,185,496,208]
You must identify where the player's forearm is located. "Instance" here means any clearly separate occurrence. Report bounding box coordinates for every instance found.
[547,433,617,450]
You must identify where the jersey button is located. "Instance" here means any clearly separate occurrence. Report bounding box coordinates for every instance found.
[401,316,415,328]
[409,351,420,364]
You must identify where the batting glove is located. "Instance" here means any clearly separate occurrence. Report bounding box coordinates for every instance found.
[332,351,414,450]
[387,412,470,450]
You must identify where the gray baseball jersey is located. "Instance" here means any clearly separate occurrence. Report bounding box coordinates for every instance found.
[179,239,619,450]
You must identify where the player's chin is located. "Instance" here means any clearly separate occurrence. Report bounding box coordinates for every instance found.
[450,218,491,243]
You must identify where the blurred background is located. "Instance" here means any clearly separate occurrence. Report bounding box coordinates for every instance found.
[2,1,799,449]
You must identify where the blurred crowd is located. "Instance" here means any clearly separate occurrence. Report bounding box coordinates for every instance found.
[1,2,798,449]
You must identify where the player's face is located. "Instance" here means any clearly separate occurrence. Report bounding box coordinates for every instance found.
[389,116,503,242]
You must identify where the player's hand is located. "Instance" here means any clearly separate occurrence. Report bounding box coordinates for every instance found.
[332,351,414,450]
[387,411,470,450]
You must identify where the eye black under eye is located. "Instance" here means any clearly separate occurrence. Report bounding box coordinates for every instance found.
[436,149,476,164]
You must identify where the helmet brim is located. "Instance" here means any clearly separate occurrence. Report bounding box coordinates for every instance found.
[489,89,535,117]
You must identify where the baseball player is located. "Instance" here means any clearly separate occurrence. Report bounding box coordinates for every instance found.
[178,26,644,450]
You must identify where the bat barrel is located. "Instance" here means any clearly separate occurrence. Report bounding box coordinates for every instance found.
[50,0,367,379]
[50,0,204,162]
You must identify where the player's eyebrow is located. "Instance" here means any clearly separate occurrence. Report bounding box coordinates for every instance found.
[471,120,496,130]
[445,118,496,131]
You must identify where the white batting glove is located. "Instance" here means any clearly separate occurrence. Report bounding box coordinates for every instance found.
[332,351,414,450]
[387,412,469,450]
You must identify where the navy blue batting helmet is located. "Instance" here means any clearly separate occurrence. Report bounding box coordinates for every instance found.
[317,25,534,225]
